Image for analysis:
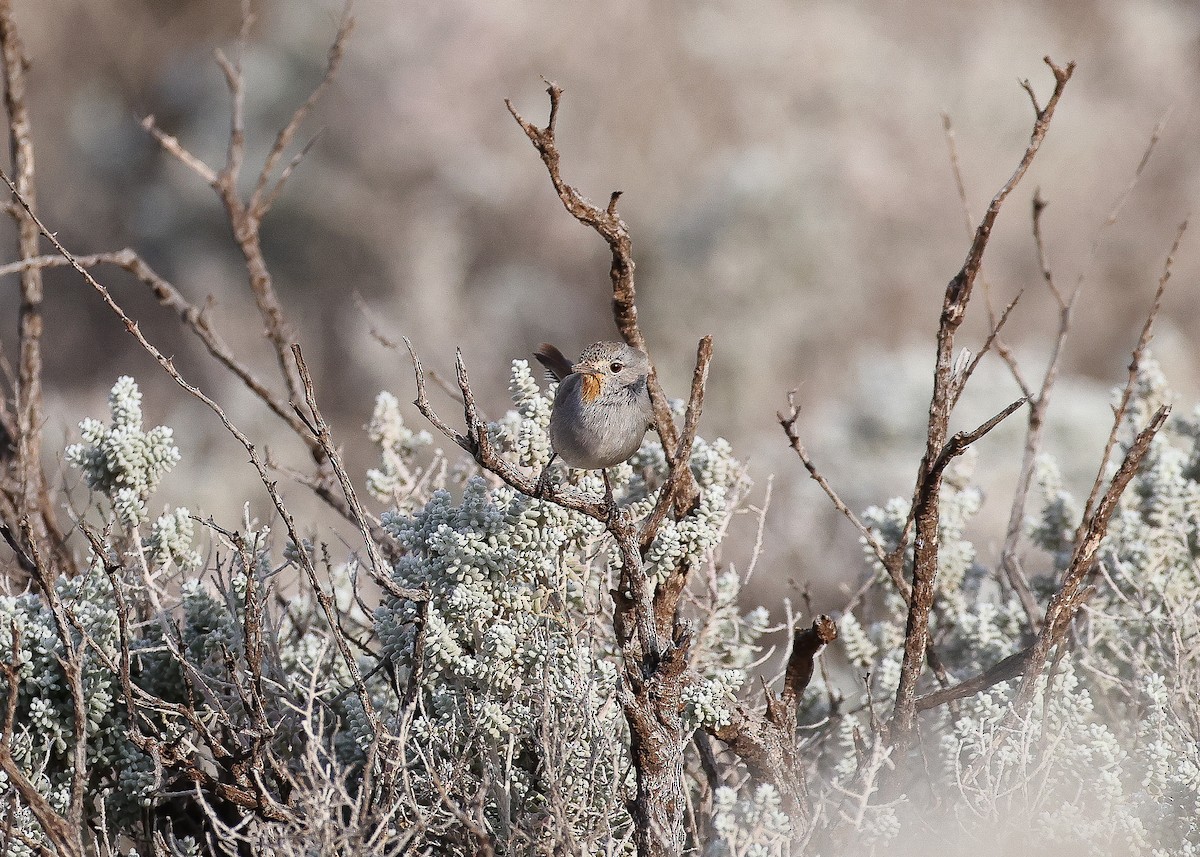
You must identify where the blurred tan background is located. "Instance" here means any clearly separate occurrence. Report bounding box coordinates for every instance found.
[4,0,1198,608]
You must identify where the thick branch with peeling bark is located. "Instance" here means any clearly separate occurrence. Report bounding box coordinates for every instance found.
[622,629,692,857]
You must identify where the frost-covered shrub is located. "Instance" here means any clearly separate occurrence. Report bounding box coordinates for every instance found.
[1,368,776,854]
[365,390,433,505]
[0,560,132,835]
[8,347,1200,856]
[65,376,181,528]
[815,357,1200,855]
[373,359,765,852]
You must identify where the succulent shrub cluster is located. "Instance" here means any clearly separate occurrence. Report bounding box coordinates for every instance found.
[2,339,1198,856]
[1,368,776,855]
[802,358,1200,855]
[371,359,765,851]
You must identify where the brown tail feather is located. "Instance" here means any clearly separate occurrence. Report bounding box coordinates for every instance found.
[534,343,573,382]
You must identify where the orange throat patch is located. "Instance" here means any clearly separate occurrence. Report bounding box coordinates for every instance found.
[580,373,603,403]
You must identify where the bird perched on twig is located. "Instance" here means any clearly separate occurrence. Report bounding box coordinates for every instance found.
[534,340,655,504]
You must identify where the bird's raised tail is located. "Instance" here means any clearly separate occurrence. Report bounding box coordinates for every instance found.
[534,343,573,383]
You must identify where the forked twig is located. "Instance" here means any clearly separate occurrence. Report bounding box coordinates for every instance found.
[142,1,354,421]
[506,82,697,510]
[892,57,1075,740]
[961,403,1169,783]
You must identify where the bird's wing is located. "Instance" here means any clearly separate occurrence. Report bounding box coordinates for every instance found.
[534,343,573,383]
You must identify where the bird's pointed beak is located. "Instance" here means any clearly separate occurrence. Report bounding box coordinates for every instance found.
[571,363,603,376]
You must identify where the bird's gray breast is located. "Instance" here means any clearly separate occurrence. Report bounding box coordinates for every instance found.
[549,374,652,470]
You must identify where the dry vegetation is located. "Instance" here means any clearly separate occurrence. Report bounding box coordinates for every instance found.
[0,2,1196,856]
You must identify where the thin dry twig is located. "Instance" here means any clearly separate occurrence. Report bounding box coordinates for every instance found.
[1100,109,1171,229]
[0,248,322,453]
[142,1,354,421]
[292,345,424,603]
[1077,218,1187,535]
[993,191,1077,631]
[139,117,218,185]
[949,291,1023,410]
[779,393,890,569]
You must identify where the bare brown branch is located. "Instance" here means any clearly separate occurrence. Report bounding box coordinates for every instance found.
[783,615,839,711]
[292,345,423,602]
[250,8,353,213]
[640,335,712,552]
[914,646,1032,712]
[621,630,692,857]
[0,0,57,579]
[892,58,1074,741]
[142,2,354,425]
[931,396,1028,476]
[707,617,838,820]
[506,82,697,508]
[961,403,1170,781]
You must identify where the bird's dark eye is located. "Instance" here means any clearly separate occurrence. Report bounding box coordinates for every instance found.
[610,361,623,373]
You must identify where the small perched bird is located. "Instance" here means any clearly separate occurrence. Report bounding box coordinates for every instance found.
[534,341,655,500]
